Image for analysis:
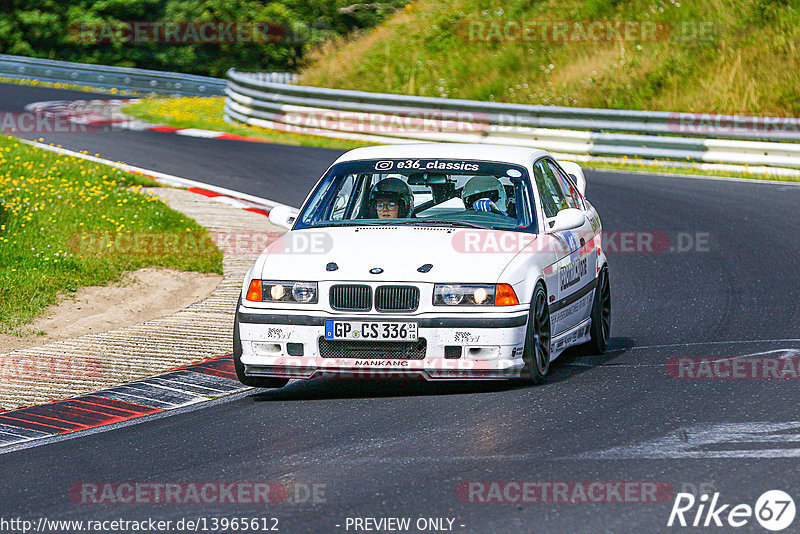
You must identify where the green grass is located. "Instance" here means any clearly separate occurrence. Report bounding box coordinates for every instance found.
[0,136,223,335]
[299,0,800,116]
[0,76,139,97]
[123,96,373,150]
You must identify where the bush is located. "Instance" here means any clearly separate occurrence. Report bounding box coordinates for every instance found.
[0,0,410,77]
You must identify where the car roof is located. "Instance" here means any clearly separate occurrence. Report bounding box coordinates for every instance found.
[332,143,550,168]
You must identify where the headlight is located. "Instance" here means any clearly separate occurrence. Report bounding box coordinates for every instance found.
[434,284,495,306]
[270,284,286,300]
[260,281,318,304]
[473,287,489,305]
[291,282,317,303]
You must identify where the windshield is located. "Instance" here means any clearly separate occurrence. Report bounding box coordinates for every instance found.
[295,158,536,231]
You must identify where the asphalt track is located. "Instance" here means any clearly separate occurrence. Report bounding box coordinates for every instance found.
[2,83,800,533]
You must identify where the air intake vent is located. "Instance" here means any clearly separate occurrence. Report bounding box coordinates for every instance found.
[375,285,420,312]
[329,284,372,311]
[318,338,427,360]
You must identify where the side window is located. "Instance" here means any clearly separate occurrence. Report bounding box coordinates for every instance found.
[325,174,365,221]
[533,160,569,219]
[330,176,354,220]
[515,180,535,228]
[301,173,338,224]
[547,161,583,210]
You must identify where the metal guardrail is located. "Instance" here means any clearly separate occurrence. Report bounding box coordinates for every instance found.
[225,68,800,172]
[0,54,226,95]
[0,54,289,96]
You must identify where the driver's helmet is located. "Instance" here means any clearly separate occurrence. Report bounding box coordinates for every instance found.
[369,177,413,217]
[462,176,507,212]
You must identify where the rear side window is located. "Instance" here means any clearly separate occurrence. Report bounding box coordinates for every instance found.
[533,160,568,218]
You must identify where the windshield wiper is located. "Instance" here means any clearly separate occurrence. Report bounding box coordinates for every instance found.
[310,221,364,228]
[395,220,488,229]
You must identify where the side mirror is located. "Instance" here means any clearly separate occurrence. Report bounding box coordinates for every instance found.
[269,205,297,230]
[557,160,587,197]
[550,208,585,233]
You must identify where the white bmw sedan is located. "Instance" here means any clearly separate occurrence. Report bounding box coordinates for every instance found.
[234,143,610,388]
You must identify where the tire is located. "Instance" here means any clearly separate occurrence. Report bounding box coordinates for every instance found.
[583,266,611,355]
[233,309,289,389]
[513,284,551,385]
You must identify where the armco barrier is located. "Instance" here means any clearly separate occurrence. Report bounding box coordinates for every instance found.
[225,68,800,172]
[0,54,294,96]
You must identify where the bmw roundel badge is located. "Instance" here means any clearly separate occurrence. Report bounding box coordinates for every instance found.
[369,267,384,274]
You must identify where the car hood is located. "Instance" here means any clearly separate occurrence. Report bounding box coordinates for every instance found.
[257,225,536,283]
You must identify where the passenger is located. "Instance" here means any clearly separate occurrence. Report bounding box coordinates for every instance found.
[462,176,508,216]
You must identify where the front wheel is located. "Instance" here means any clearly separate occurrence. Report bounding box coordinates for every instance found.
[583,266,611,355]
[233,311,289,389]
[513,284,551,385]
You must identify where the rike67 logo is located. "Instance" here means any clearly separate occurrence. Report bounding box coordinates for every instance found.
[668,490,796,531]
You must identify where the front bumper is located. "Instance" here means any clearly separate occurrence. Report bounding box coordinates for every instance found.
[237,308,529,380]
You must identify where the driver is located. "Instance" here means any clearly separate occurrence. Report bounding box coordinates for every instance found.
[462,176,508,216]
[368,177,413,219]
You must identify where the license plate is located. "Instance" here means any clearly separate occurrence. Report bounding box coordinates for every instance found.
[325,320,418,341]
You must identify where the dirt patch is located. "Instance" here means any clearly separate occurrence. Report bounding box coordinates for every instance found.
[0,267,222,354]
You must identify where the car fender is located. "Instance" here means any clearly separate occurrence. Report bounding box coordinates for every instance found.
[497,234,553,306]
